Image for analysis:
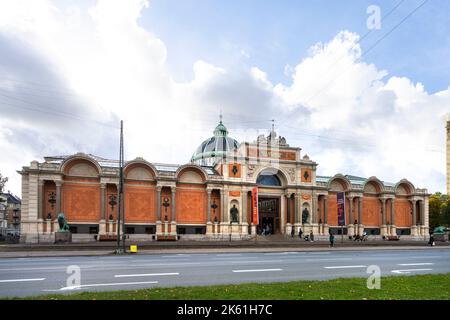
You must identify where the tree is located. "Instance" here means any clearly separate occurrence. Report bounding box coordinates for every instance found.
[0,172,8,194]
[428,192,449,229]
[442,200,450,227]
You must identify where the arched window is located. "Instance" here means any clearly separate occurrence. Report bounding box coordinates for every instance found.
[257,174,281,186]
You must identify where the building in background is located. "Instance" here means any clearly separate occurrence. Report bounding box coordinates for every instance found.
[18,120,430,243]
[0,192,21,236]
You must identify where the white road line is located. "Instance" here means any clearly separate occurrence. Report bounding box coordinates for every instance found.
[398,263,434,266]
[115,272,179,278]
[216,254,242,257]
[58,281,158,291]
[391,269,433,274]
[0,278,46,283]
[307,258,353,262]
[232,268,283,273]
[324,265,367,269]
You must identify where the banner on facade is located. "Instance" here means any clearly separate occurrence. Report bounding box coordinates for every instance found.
[337,192,346,226]
[252,187,259,225]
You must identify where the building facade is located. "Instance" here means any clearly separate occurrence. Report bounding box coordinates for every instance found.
[18,121,430,243]
[0,192,21,236]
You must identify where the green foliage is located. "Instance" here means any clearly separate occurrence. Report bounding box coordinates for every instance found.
[19,273,450,300]
[429,192,449,228]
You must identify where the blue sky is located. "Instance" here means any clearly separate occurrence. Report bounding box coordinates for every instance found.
[141,0,450,93]
[0,0,449,195]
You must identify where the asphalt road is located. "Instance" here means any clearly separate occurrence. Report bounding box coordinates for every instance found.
[0,248,449,298]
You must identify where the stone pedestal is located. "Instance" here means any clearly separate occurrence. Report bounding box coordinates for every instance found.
[46,219,52,234]
[311,223,320,235]
[380,225,388,237]
[214,222,219,234]
[164,221,169,236]
[220,223,230,234]
[285,223,292,236]
[53,220,59,234]
[241,222,249,235]
[99,219,106,235]
[390,225,396,236]
[347,224,355,237]
[323,224,329,236]
[156,220,163,236]
[170,221,177,236]
[206,222,213,235]
[293,223,301,235]
[108,221,114,235]
[411,225,418,237]
[358,224,365,236]
[54,231,72,243]
[250,224,256,235]
[231,223,240,235]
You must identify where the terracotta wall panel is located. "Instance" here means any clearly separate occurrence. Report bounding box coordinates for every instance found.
[176,188,206,224]
[395,199,412,227]
[62,184,100,222]
[362,197,381,226]
[327,194,338,226]
[124,186,155,223]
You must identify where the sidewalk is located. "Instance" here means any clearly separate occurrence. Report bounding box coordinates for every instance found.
[0,240,449,258]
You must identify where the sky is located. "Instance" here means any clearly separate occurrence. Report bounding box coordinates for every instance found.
[0,0,449,196]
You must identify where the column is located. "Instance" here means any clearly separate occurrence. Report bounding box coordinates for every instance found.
[411,200,418,236]
[348,196,354,236]
[206,189,213,235]
[323,195,329,235]
[380,198,387,236]
[241,190,248,235]
[358,197,363,236]
[294,193,300,234]
[285,194,292,235]
[312,194,319,234]
[55,181,62,213]
[99,183,106,235]
[38,180,44,234]
[54,181,62,234]
[390,198,396,236]
[170,187,177,236]
[156,186,162,237]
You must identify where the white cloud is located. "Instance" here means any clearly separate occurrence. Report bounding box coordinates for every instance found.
[0,1,447,197]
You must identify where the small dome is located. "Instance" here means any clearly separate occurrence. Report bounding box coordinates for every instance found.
[191,120,239,166]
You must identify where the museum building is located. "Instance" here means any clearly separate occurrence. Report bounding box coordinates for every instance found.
[18,120,430,243]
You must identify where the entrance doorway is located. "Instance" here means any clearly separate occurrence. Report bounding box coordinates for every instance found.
[258,197,280,234]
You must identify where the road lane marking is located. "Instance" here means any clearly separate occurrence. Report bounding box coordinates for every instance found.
[0,278,46,283]
[115,272,179,278]
[216,254,242,257]
[58,281,159,291]
[391,268,433,274]
[307,258,353,262]
[232,268,283,273]
[398,263,434,266]
[324,265,367,269]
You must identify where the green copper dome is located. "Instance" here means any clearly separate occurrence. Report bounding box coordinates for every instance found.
[191,120,239,166]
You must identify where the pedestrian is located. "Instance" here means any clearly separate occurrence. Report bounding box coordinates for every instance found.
[329,231,335,247]
[428,234,435,247]
[298,227,303,239]
[309,231,314,242]
[291,227,295,238]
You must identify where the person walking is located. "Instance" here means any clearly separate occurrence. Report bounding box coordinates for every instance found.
[290,227,295,238]
[428,234,435,246]
[329,231,335,247]
[309,231,314,242]
[298,227,303,240]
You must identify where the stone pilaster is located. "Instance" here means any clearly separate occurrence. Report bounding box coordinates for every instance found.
[206,189,213,235]
[411,200,418,236]
[347,196,354,236]
[170,187,177,236]
[380,198,388,236]
[156,186,162,236]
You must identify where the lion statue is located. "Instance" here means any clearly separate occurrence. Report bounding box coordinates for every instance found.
[57,213,70,232]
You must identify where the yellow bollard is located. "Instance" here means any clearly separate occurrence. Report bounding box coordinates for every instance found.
[130,245,137,253]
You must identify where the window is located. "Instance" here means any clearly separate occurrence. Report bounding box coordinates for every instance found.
[257,174,281,186]
[69,226,78,234]
[89,227,98,234]
[126,227,135,234]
